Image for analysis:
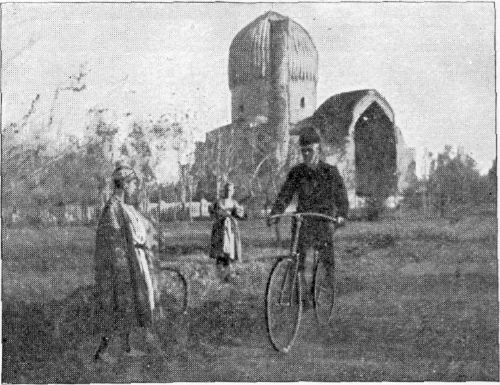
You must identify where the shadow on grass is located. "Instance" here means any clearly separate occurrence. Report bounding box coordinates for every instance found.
[2,300,78,383]
[186,295,266,349]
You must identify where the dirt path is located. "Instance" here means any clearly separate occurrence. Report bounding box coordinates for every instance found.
[47,270,493,383]
[2,217,498,382]
[34,259,495,383]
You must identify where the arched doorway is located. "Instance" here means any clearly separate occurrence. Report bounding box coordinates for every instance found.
[354,102,397,217]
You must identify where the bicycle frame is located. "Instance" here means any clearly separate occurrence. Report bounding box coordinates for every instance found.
[270,212,339,224]
[265,212,339,352]
[270,213,337,306]
[276,216,303,306]
[270,212,338,259]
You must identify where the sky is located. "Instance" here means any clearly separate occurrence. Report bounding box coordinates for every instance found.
[2,2,496,175]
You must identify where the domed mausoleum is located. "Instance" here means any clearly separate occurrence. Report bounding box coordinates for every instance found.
[228,11,318,124]
[193,11,321,200]
[193,11,415,211]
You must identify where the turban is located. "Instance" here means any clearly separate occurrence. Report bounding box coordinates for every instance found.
[112,164,138,183]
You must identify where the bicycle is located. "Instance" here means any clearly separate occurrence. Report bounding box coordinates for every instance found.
[265,212,339,353]
[154,263,189,321]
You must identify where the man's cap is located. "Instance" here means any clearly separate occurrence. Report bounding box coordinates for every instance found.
[299,127,321,146]
[112,163,138,183]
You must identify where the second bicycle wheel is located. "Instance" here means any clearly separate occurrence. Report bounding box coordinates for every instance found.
[265,257,302,353]
[313,259,335,326]
[155,267,189,320]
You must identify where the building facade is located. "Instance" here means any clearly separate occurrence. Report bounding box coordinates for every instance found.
[193,11,415,211]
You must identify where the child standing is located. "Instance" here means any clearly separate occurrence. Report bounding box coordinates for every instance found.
[209,182,247,282]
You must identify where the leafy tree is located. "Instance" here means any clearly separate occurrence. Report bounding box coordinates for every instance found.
[428,145,487,215]
[3,60,204,224]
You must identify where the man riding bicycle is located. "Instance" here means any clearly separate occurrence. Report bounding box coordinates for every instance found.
[268,126,349,305]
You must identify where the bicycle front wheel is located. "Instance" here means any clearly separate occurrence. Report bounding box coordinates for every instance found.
[155,267,189,320]
[313,259,335,326]
[265,257,302,353]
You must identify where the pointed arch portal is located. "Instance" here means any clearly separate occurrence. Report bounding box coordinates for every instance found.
[354,101,397,198]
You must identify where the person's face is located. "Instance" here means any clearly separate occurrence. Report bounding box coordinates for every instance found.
[301,143,320,167]
[123,178,138,201]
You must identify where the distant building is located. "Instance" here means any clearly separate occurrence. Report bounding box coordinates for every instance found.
[147,199,210,220]
[193,11,415,210]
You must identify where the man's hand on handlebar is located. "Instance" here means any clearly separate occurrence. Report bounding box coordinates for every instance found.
[267,213,345,227]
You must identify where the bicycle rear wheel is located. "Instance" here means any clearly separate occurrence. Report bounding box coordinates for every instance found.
[313,259,335,326]
[265,257,302,353]
[155,267,189,320]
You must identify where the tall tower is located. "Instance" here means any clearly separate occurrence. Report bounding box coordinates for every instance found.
[228,11,318,125]
[195,12,318,196]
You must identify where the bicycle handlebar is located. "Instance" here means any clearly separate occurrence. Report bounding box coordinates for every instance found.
[269,212,339,223]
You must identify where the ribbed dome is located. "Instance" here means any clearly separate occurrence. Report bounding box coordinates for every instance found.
[228,11,318,89]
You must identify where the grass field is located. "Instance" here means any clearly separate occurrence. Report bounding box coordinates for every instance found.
[2,208,498,382]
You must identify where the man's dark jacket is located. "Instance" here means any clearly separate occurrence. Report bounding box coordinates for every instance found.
[270,161,349,218]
